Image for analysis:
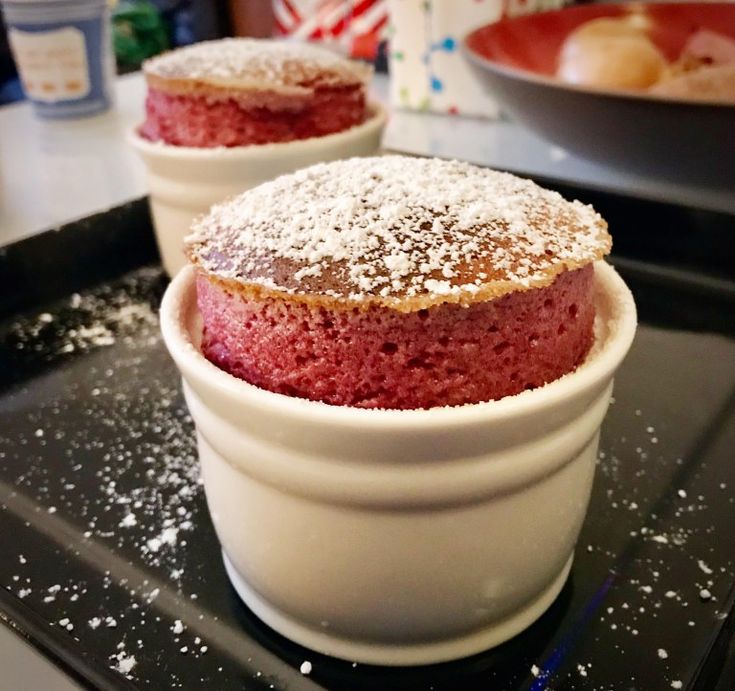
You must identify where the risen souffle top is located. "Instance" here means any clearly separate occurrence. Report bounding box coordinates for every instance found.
[186,156,611,312]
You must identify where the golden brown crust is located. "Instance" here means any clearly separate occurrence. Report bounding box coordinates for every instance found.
[198,257,607,314]
[186,156,612,313]
[143,38,371,102]
[144,72,320,110]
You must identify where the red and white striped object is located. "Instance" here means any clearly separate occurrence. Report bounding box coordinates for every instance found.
[273,0,387,59]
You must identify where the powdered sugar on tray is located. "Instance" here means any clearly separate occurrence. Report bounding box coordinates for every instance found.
[186,156,610,309]
[0,268,209,684]
[583,385,735,690]
[144,38,370,90]
[111,649,137,678]
[7,284,159,356]
[2,266,733,687]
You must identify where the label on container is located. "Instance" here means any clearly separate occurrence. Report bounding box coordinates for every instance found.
[9,27,90,103]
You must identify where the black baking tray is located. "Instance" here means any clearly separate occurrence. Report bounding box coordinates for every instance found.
[1,187,734,691]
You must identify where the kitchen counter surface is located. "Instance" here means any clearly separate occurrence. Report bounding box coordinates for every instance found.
[2,72,733,251]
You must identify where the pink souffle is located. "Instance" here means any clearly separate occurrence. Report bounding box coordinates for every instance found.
[141,86,366,148]
[140,87,366,147]
[186,157,612,410]
[197,266,594,409]
[140,38,371,148]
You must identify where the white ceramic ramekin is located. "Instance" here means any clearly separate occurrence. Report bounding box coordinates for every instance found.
[128,103,386,277]
[160,261,636,666]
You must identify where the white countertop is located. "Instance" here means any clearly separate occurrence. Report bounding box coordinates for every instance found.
[1,72,732,251]
[0,623,80,691]
[0,73,149,247]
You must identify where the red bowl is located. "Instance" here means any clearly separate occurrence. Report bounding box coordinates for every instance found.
[463,3,735,182]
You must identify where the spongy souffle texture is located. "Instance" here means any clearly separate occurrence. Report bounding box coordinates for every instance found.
[140,39,371,147]
[187,156,612,409]
[141,86,367,147]
[198,266,595,409]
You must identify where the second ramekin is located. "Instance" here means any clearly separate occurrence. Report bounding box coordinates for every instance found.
[129,103,386,277]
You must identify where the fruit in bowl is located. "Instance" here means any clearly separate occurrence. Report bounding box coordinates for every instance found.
[463,3,735,178]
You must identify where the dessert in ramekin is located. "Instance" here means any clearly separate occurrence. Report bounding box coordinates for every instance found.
[129,38,385,276]
[161,156,636,665]
[140,38,372,147]
[187,156,610,408]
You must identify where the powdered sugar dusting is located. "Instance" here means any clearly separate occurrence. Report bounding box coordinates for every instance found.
[187,156,610,310]
[144,38,370,92]
[112,649,137,678]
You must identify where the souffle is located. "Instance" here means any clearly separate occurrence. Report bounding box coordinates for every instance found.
[185,156,612,409]
[140,38,372,147]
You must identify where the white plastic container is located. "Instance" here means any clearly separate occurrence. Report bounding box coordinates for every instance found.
[160,261,636,666]
[129,103,386,277]
[2,0,114,119]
